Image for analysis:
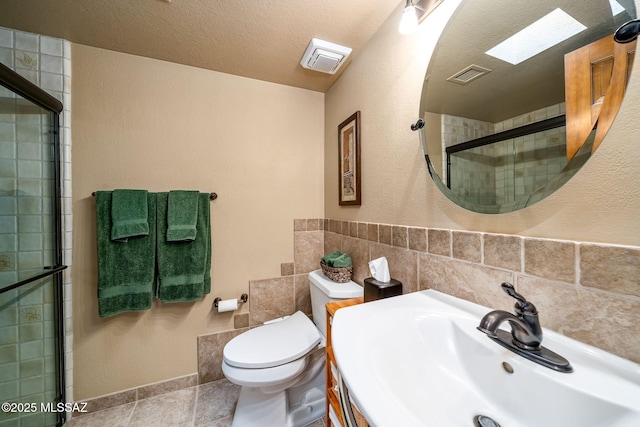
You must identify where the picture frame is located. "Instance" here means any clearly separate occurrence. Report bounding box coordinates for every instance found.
[338,111,361,206]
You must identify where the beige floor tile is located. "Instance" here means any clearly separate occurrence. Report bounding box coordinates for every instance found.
[65,402,135,427]
[128,388,197,427]
[193,379,240,425]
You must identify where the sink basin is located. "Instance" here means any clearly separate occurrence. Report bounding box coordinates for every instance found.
[331,290,640,427]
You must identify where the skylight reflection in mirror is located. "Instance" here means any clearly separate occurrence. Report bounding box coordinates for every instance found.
[609,0,626,15]
[485,8,587,65]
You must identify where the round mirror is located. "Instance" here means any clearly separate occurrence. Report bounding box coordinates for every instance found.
[419,0,637,213]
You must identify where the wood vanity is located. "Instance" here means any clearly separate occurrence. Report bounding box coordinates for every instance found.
[325,298,369,427]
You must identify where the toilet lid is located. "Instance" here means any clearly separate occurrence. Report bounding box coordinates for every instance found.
[223,311,321,369]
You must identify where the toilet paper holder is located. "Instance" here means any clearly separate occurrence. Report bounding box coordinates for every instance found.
[214,293,248,308]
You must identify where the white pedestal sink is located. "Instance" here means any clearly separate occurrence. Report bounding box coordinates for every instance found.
[331,290,640,427]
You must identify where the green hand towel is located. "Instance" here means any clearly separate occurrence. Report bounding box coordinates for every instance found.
[156,192,211,302]
[321,250,342,266]
[110,189,150,242]
[166,190,199,242]
[96,191,156,317]
[332,253,352,268]
[321,250,352,267]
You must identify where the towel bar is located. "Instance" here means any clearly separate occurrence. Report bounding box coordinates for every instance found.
[213,293,248,308]
[92,191,218,200]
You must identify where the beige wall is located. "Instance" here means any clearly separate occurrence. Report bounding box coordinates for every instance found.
[325,0,640,246]
[72,45,324,399]
[70,0,640,402]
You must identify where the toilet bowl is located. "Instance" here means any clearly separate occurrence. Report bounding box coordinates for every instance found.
[221,269,363,427]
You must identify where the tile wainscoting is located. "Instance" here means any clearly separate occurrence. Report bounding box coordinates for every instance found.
[320,218,640,363]
[199,217,639,379]
[77,217,640,415]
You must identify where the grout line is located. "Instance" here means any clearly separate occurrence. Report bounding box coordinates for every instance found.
[124,400,138,426]
[575,242,581,286]
[190,385,199,426]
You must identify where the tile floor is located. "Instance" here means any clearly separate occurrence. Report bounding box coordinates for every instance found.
[65,379,326,427]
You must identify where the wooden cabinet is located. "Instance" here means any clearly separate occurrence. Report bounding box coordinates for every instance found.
[325,298,369,427]
[565,34,636,159]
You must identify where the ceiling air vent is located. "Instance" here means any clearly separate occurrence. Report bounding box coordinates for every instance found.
[300,38,352,74]
[447,64,492,85]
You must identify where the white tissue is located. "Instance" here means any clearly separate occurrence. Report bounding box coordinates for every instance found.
[217,299,238,313]
[368,256,390,283]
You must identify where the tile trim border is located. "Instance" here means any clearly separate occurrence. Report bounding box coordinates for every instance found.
[73,373,198,416]
[323,218,640,295]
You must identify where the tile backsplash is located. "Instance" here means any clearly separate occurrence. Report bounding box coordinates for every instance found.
[319,218,640,363]
[200,217,640,369]
[203,218,640,370]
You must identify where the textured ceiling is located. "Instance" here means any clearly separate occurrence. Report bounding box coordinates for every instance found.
[0,0,402,92]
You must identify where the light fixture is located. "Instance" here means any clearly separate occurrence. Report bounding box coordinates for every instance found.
[399,0,445,35]
[399,0,419,35]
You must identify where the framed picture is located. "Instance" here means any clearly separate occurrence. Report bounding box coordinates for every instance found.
[338,111,361,206]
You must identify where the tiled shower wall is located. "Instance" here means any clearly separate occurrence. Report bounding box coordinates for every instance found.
[443,103,567,205]
[0,26,73,407]
[441,114,494,188]
[449,127,567,205]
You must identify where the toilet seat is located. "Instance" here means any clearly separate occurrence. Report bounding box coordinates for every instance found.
[221,357,308,388]
[223,311,321,369]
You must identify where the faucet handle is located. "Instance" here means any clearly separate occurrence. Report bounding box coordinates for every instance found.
[501,283,537,314]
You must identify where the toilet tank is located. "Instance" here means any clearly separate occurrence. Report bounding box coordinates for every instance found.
[308,269,363,338]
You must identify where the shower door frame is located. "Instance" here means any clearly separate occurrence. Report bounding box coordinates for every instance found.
[0,62,68,426]
[445,114,567,189]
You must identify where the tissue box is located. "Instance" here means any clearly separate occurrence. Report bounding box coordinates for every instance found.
[364,277,402,302]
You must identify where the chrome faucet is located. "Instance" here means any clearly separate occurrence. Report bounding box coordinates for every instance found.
[477,283,573,373]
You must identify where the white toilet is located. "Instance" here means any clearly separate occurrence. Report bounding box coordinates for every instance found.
[222,269,363,427]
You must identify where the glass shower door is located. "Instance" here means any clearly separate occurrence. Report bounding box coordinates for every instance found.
[0,66,66,427]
